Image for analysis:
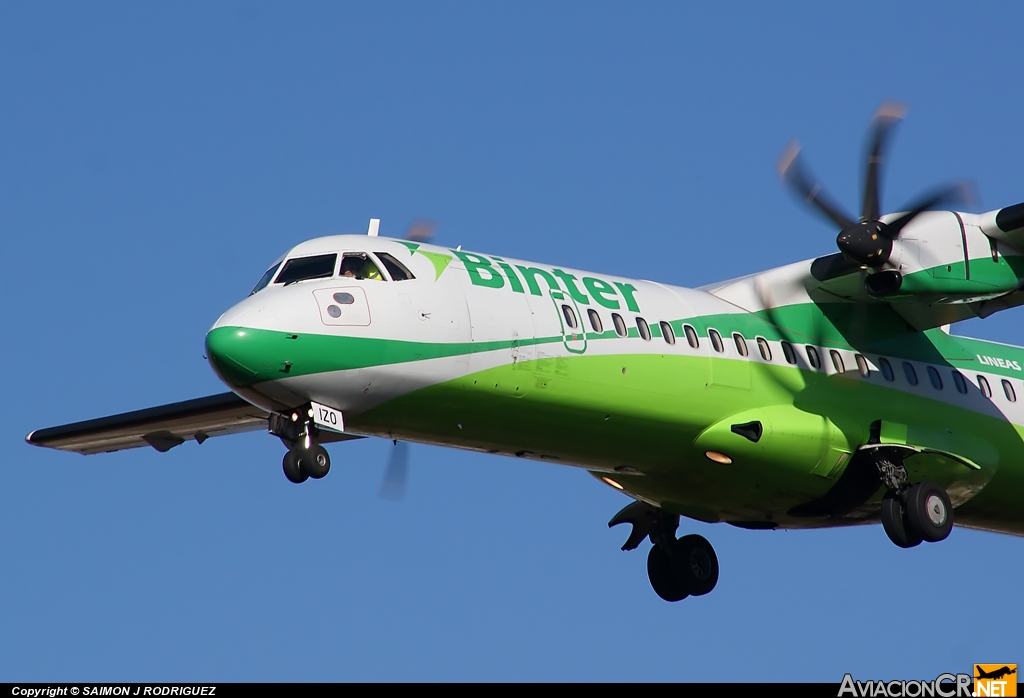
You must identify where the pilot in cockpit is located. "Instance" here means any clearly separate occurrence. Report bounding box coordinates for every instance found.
[340,253,383,280]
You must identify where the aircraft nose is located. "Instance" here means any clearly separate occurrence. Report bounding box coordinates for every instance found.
[205,326,265,388]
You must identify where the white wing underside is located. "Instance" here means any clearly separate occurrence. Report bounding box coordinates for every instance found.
[26,392,272,455]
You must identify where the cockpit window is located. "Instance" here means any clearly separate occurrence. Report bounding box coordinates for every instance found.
[375,252,415,281]
[250,262,281,295]
[274,254,338,285]
[340,253,384,281]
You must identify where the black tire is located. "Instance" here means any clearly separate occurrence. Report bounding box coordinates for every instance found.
[647,544,689,602]
[302,444,331,479]
[674,534,719,596]
[904,481,953,543]
[880,491,922,548]
[282,450,308,484]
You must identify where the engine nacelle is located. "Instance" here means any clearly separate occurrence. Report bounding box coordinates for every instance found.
[869,209,1024,303]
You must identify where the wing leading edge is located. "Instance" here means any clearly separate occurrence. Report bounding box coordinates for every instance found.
[27,392,272,455]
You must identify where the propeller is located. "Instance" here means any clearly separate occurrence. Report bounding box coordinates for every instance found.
[778,102,973,290]
[753,277,832,358]
[404,218,437,242]
[379,439,409,500]
[371,218,438,501]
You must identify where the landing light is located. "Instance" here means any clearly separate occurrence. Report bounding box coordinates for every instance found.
[705,451,733,465]
[600,476,624,490]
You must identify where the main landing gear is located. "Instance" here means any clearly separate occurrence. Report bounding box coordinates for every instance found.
[269,410,331,484]
[874,454,953,548]
[609,502,720,602]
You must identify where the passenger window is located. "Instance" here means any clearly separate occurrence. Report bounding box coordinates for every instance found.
[375,252,415,281]
[781,341,796,365]
[733,333,748,357]
[806,346,820,370]
[952,371,968,394]
[340,253,384,281]
[684,324,699,349]
[660,321,676,345]
[275,254,338,285]
[561,305,578,330]
[709,329,724,353]
[333,292,355,304]
[855,354,870,377]
[979,375,992,398]
[830,350,845,373]
[588,309,603,333]
[927,366,943,390]
[903,362,918,386]
[612,313,627,337]
[880,358,895,382]
[637,317,652,341]
[756,337,771,361]
[1003,379,1017,402]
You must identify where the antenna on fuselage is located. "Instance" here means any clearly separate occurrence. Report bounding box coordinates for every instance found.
[367,218,380,237]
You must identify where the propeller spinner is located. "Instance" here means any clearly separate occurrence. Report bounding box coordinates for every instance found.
[778,102,972,289]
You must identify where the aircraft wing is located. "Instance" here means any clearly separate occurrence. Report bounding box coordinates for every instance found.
[26,392,273,455]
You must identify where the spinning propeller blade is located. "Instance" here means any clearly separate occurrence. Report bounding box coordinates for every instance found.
[380,440,410,501]
[374,216,436,502]
[779,101,974,288]
[880,182,976,240]
[777,141,857,231]
[861,101,907,223]
[405,218,437,242]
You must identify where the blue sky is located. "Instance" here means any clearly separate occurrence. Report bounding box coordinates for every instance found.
[2,2,1022,682]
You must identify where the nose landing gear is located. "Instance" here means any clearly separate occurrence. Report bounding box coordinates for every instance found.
[270,409,332,484]
[282,449,308,483]
[609,501,721,602]
[300,443,331,479]
[281,443,331,483]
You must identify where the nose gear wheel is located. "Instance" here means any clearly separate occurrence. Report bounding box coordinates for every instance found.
[282,449,309,484]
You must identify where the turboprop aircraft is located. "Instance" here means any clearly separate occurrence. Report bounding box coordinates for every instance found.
[27,103,1024,602]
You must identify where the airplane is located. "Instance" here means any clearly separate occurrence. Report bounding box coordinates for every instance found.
[26,103,1024,602]
[975,667,1017,681]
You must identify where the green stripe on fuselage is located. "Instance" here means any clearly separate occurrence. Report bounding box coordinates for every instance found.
[205,325,563,387]
[347,353,1024,534]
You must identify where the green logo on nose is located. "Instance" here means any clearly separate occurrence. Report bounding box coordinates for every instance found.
[399,241,453,281]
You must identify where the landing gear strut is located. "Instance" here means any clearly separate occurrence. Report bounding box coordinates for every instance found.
[874,453,953,547]
[609,501,720,602]
[270,409,332,484]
